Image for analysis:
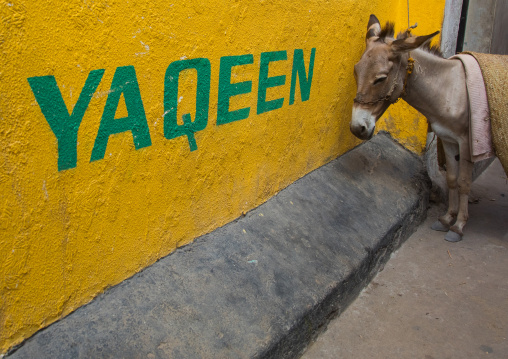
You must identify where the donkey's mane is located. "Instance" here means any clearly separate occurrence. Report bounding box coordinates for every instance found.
[377,21,443,58]
[378,22,396,41]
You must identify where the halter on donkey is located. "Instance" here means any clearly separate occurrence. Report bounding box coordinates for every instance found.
[350,15,479,242]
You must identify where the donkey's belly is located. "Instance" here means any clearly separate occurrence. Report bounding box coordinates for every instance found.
[430,122,462,144]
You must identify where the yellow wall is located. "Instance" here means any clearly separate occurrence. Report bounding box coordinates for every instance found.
[0,0,444,352]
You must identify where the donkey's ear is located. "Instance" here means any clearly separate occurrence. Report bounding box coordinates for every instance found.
[391,31,440,53]
[366,14,381,43]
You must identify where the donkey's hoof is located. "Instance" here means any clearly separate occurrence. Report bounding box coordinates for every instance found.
[445,230,463,242]
[431,220,449,232]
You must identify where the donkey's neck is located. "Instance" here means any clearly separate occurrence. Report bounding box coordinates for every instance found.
[401,49,468,125]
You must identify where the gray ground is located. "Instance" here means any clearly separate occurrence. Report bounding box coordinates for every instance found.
[302,159,508,359]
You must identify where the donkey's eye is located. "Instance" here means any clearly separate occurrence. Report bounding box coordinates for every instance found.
[373,76,387,85]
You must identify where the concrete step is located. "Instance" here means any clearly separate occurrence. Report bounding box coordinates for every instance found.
[6,133,430,359]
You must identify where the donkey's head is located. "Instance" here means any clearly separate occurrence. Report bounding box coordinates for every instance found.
[350,15,439,140]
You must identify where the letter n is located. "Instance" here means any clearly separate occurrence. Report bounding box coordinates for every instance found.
[289,48,316,105]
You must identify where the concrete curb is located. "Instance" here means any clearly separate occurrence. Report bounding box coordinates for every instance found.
[7,133,430,359]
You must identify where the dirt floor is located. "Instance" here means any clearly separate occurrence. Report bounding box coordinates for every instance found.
[302,159,508,359]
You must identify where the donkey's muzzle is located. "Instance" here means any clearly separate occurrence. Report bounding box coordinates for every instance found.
[350,106,375,140]
[350,122,374,140]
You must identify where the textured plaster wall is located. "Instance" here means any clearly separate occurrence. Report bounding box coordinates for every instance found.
[0,0,445,352]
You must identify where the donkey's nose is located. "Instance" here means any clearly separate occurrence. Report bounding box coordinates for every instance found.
[350,122,374,140]
[350,106,375,140]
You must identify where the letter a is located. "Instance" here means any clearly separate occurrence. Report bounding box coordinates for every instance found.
[91,66,152,162]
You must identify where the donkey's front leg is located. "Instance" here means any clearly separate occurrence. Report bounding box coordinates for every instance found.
[447,142,474,240]
[436,141,460,230]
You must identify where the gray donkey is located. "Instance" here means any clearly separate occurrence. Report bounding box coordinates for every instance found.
[350,15,482,242]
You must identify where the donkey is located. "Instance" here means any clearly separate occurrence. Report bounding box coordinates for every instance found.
[350,15,475,242]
